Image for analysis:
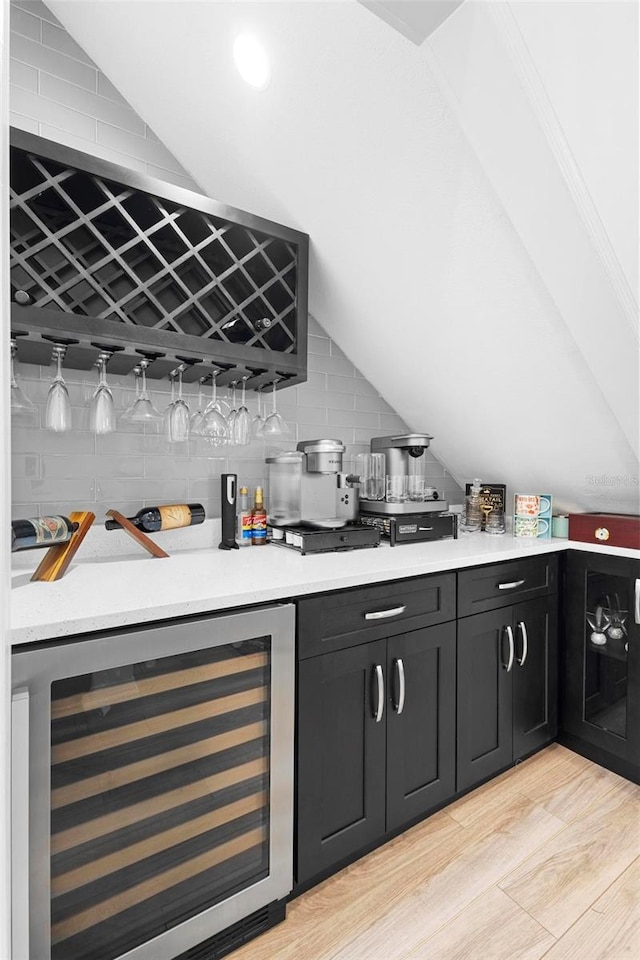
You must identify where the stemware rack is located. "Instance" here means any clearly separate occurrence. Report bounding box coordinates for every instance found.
[9,128,309,391]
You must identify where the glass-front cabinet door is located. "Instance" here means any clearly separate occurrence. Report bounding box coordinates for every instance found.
[11,605,295,960]
[563,551,640,776]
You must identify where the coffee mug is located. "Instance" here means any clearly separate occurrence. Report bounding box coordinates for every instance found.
[514,516,537,537]
[515,494,540,517]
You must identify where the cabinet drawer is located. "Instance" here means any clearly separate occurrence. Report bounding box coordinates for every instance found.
[457,555,558,617]
[298,573,456,659]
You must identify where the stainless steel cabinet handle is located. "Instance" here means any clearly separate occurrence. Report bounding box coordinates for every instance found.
[635,579,640,625]
[498,579,526,590]
[12,687,30,960]
[365,605,407,620]
[373,664,384,722]
[517,620,528,666]
[504,625,515,672]
[394,658,406,715]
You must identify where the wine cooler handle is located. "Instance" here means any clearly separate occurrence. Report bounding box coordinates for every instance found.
[517,621,528,666]
[504,626,515,672]
[635,579,640,625]
[498,579,526,591]
[393,658,406,715]
[365,605,407,621]
[11,687,30,960]
[373,664,384,723]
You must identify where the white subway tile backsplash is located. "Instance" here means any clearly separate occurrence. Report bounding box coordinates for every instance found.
[39,126,151,173]
[42,454,145,479]
[327,375,378,397]
[39,73,146,135]
[354,394,395,415]
[13,1,61,27]
[145,163,200,192]
[10,4,41,40]
[11,454,40,479]
[41,19,95,66]
[97,121,186,174]
[307,335,331,357]
[95,478,187,502]
[11,426,95,455]
[8,2,463,516]
[20,477,96,502]
[328,408,380,429]
[11,85,96,138]
[10,57,38,91]
[307,353,355,377]
[379,413,409,433]
[10,32,97,90]
[97,72,127,103]
[10,110,38,133]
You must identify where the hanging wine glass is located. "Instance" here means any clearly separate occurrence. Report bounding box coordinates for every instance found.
[10,339,38,425]
[201,370,229,445]
[234,376,251,445]
[169,366,190,442]
[262,380,290,437]
[226,381,238,445]
[45,343,72,433]
[251,388,266,437]
[120,365,142,422]
[89,351,116,434]
[190,377,207,436]
[127,359,163,423]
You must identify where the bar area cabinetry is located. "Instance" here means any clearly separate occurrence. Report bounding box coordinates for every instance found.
[561,550,640,783]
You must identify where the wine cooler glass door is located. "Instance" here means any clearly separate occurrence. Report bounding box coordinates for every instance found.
[584,571,630,740]
[12,604,295,960]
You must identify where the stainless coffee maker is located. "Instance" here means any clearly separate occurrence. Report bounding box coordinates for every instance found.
[267,439,360,528]
[359,433,448,515]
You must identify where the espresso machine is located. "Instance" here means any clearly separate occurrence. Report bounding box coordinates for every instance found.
[359,434,457,545]
[266,439,380,554]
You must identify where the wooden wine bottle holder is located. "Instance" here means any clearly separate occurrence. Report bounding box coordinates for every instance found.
[31,511,96,582]
[105,510,170,559]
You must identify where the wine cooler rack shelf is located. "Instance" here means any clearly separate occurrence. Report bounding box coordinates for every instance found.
[9,128,309,387]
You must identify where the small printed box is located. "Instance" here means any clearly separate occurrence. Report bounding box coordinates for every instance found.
[514,493,553,539]
[465,483,506,530]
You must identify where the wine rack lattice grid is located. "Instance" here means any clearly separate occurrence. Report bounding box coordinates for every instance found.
[10,146,298,355]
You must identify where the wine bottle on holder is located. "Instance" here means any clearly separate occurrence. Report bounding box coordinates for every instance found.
[11,516,78,552]
[105,503,205,532]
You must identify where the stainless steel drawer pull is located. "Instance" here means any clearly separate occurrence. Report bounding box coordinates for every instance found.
[635,579,640,625]
[498,579,526,590]
[365,605,407,620]
[504,625,515,672]
[373,664,384,722]
[394,658,406,715]
[517,620,528,666]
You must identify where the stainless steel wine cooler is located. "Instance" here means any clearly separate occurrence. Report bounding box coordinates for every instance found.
[11,604,295,960]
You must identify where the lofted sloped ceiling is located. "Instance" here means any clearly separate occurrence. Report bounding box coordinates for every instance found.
[46,0,639,515]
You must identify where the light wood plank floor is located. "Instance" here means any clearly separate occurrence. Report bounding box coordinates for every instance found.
[234,745,640,960]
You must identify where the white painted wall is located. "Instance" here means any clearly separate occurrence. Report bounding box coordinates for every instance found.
[36,0,640,514]
[510,0,638,301]
[1,1,13,952]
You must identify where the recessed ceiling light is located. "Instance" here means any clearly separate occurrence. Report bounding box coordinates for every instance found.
[233,33,271,90]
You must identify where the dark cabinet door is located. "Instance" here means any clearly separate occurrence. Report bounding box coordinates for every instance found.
[563,552,640,770]
[296,640,387,885]
[512,596,558,759]
[386,622,456,833]
[457,608,512,792]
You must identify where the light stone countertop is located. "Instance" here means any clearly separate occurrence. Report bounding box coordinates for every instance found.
[10,521,639,645]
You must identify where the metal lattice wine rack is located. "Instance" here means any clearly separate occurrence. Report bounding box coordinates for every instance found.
[9,128,309,387]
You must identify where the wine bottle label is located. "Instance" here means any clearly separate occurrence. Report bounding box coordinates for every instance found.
[158,505,191,530]
[27,516,69,545]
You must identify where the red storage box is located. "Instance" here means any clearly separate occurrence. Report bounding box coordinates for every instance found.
[568,513,640,550]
